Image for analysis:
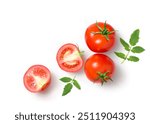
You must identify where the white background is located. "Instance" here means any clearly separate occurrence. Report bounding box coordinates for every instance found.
[0,0,150,123]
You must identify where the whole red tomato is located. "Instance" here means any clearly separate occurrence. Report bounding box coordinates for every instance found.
[85,21,116,52]
[84,54,115,84]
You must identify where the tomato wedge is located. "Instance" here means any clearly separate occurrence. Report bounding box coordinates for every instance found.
[23,65,51,93]
[56,43,83,72]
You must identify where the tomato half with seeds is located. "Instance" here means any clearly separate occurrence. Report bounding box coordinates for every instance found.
[56,43,83,72]
[23,65,51,93]
[85,21,116,52]
[84,54,115,84]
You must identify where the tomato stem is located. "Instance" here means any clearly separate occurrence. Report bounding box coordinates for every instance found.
[91,21,115,41]
[78,51,84,57]
[73,75,76,80]
[96,21,103,31]
[121,47,132,64]
[96,71,113,85]
[76,44,84,57]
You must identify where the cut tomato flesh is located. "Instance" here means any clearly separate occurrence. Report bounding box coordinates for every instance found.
[28,75,47,90]
[24,65,51,93]
[57,43,83,72]
[62,60,79,68]
[62,50,79,64]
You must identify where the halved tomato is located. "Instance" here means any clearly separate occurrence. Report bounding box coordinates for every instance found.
[23,65,51,93]
[56,43,83,72]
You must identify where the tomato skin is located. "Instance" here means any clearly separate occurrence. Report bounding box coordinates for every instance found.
[56,43,83,72]
[84,54,115,83]
[85,22,116,52]
[23,65,51,93]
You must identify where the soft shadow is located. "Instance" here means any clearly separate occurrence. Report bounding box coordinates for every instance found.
[113,31,122,51]
[101,31,126,88]
[102,63,125,88]
[36,71,58,98]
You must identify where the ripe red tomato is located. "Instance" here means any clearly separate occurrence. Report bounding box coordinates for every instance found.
[84,54,115,84]
[85,21,116,52]
[23,65,51,93]
[56,43,83,72]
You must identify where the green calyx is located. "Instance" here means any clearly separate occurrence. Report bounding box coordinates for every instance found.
[96,72,113,85]
[92,21,114,40]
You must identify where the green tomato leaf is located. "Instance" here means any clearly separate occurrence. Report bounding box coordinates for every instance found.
[131,46,145,53]
[73,79,81,90]
[60,77,72,83]
[127,56,139,62]
[62,83,73,96]
[114,52,126,59]
[120,38,130,51]
[129,29,140,46]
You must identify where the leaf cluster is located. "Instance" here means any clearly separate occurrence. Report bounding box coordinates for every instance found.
[60,76,81,96]
[115,29,145,63]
